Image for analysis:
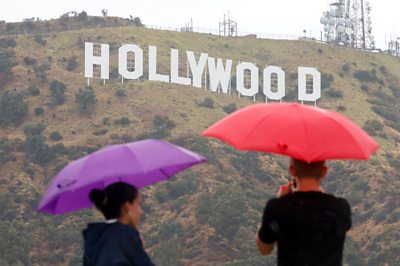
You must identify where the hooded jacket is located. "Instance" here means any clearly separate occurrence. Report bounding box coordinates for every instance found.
[83,222,155,266]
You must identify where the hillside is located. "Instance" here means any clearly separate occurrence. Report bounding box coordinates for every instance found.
[0,17,400,266]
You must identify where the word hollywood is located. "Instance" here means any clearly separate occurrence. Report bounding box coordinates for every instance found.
[85,42,322,103]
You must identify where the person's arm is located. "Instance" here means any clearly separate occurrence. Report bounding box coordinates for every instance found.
[256,234,275,255]
[256,200,279,256]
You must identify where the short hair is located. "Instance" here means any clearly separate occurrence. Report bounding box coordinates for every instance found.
[89,182,138,220]
[291,158,325,179]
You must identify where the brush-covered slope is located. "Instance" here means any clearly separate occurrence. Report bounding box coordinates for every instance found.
[0,18,399,266]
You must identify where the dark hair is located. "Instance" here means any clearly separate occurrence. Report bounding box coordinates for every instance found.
[89,182,138,219]
[291,158,325,179]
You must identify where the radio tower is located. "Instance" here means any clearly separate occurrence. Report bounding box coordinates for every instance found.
[320,0,375,49]
[219,12,237,37]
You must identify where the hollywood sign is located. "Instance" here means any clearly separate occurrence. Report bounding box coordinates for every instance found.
[84,42,321,102]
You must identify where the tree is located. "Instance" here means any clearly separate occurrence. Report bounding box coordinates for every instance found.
[198,97,214,108]
[23,122,50,165]
[66,56,78,71]
[0,91,28,126]
[133,17,144,27]
[49,80,67,104]
[101,9,108,16]
[75,86,96,112]
[222,103,237,114]
[23,122,46,137]
[25,134,51,165]
[78,11,88,21]
[204,186,248,242]
[152,235,183,266]
[34,63,50,82]
[0,48,17,83]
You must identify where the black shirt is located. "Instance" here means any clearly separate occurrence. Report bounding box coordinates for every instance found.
[83,222,155,266]
[258,192,352,266]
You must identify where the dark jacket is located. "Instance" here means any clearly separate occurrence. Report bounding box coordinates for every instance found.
[83,222,155,266]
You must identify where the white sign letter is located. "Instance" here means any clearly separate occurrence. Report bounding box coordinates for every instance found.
[149,46,169,82]
[170,49,191,85]
[118,44,143,80]
[236,62,259,97]
[187,51,208,88]
[208,57,232,93]
[85,42,109,79]
[298,67,321,102]
[263,66,285,100]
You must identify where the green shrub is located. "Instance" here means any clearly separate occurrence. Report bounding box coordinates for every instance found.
[34,62,50,82]
[34,107,44,116]
[0,38,16,48]
[34,35,47,46]
[0,49,17,82]
[0,91,28,126]
[363,120,383,136]
[360,84,369,92]
[93,129,108,136]
[27,85,40,96]
[66,55,78,71]
[321,73,334,89]
[25,134,51,165]
[325,88,343,98]
[114,117,131,126]
[337,105,346,112]
[222,103,237,114]
[153,115,176,130]
[115,88,126,97]
[371,106,398,123]
[23,56,37,65]
[353,70,378,83]
[207,186,248,241]
[50,143,68,155]
[144,115,176,139]
[75,86,96,112]
[49,131,63,141]
[23,122,46,137]
[342,63,350,73]
[198,97,214,108]
[49,80,67,104]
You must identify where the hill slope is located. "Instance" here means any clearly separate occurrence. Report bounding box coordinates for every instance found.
[0,18,399,266]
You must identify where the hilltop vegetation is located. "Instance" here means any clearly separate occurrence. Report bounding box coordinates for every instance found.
[0,15,399,265]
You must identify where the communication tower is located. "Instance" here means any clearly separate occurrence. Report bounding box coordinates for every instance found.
[181,18,193,32]
[320,0,375,49]
[388,38,400,56]
[219,13,237,37]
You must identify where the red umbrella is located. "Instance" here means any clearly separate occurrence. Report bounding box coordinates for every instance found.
[203,103,379,162]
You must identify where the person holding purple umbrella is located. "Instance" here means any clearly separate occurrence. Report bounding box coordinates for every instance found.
[83,182,155,266]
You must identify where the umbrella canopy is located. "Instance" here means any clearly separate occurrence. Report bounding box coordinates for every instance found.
[203,103,379,162]
[38,139,207,215]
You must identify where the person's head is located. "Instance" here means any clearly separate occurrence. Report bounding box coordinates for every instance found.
[89,182,142,228]
[289,158,327,180]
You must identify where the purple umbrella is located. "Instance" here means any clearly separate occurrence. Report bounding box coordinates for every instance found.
[38,139,207,215]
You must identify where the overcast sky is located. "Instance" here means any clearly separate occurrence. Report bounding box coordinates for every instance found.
[0,0,398,49]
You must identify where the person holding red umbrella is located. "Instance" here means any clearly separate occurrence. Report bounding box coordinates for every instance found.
[256,158,352,266]
[203,103,379,266]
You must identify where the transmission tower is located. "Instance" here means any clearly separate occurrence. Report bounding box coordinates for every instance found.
[219,13,237,37]
[320,0,375,49]
[181,18,193,32]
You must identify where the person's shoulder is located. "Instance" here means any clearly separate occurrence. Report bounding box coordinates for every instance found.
[114,223,139,234]
[323,193,350,205]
